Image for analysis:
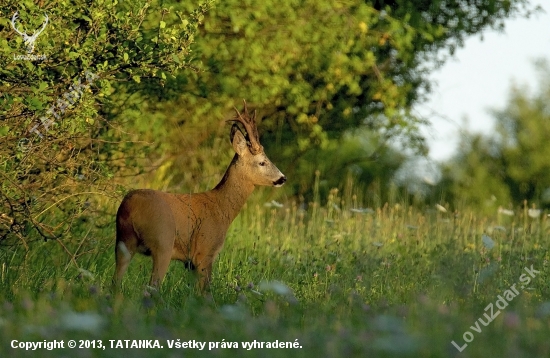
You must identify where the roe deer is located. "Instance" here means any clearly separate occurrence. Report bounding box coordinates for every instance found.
[113,101,286,292]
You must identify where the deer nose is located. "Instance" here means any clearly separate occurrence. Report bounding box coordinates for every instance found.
[273,175,287,187]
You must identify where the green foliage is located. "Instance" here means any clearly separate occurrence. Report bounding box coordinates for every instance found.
[496,60,550,203]
[0,0,211,246]
[291,128,406,203]
[144,0,533,199]
[438,60,550,212]
[438,133,513,213]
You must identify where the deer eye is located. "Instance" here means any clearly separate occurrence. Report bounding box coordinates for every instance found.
[259,161,266,166]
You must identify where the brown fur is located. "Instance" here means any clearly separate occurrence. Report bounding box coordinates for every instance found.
[113,103,286,292]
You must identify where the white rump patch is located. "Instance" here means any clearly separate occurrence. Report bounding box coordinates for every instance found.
[117,242,131,260]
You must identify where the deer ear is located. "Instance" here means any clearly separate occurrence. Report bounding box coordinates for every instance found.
[231,127,248,156]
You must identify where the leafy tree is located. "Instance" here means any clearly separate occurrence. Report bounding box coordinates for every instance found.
[495,61,550,203]
[0,0,211,246]
[438,133,512,213]
[150,0,535,198]
[438,60,550,212]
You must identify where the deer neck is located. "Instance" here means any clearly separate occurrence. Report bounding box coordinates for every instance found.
[211,154,255,221]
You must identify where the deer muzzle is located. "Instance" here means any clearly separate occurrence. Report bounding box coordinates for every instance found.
[273,175,287,187]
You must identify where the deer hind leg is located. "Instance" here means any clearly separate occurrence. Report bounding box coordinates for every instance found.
[113,241,135,287]
[149,249,172,288]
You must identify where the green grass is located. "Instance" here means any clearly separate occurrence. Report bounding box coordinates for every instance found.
[1,190,549,357]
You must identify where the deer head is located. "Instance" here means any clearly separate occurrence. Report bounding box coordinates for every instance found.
[11,11,49,54]
[227,100,286,187]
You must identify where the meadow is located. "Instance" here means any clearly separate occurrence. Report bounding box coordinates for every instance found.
[0,182,549,358]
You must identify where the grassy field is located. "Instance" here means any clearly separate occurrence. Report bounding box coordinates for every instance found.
[1,186,549,357]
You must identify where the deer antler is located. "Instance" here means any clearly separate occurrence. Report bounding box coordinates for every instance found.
[228,100,263,154]
[11,12,27,37]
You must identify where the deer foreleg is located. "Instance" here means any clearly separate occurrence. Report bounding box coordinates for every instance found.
[196,258,214,293]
